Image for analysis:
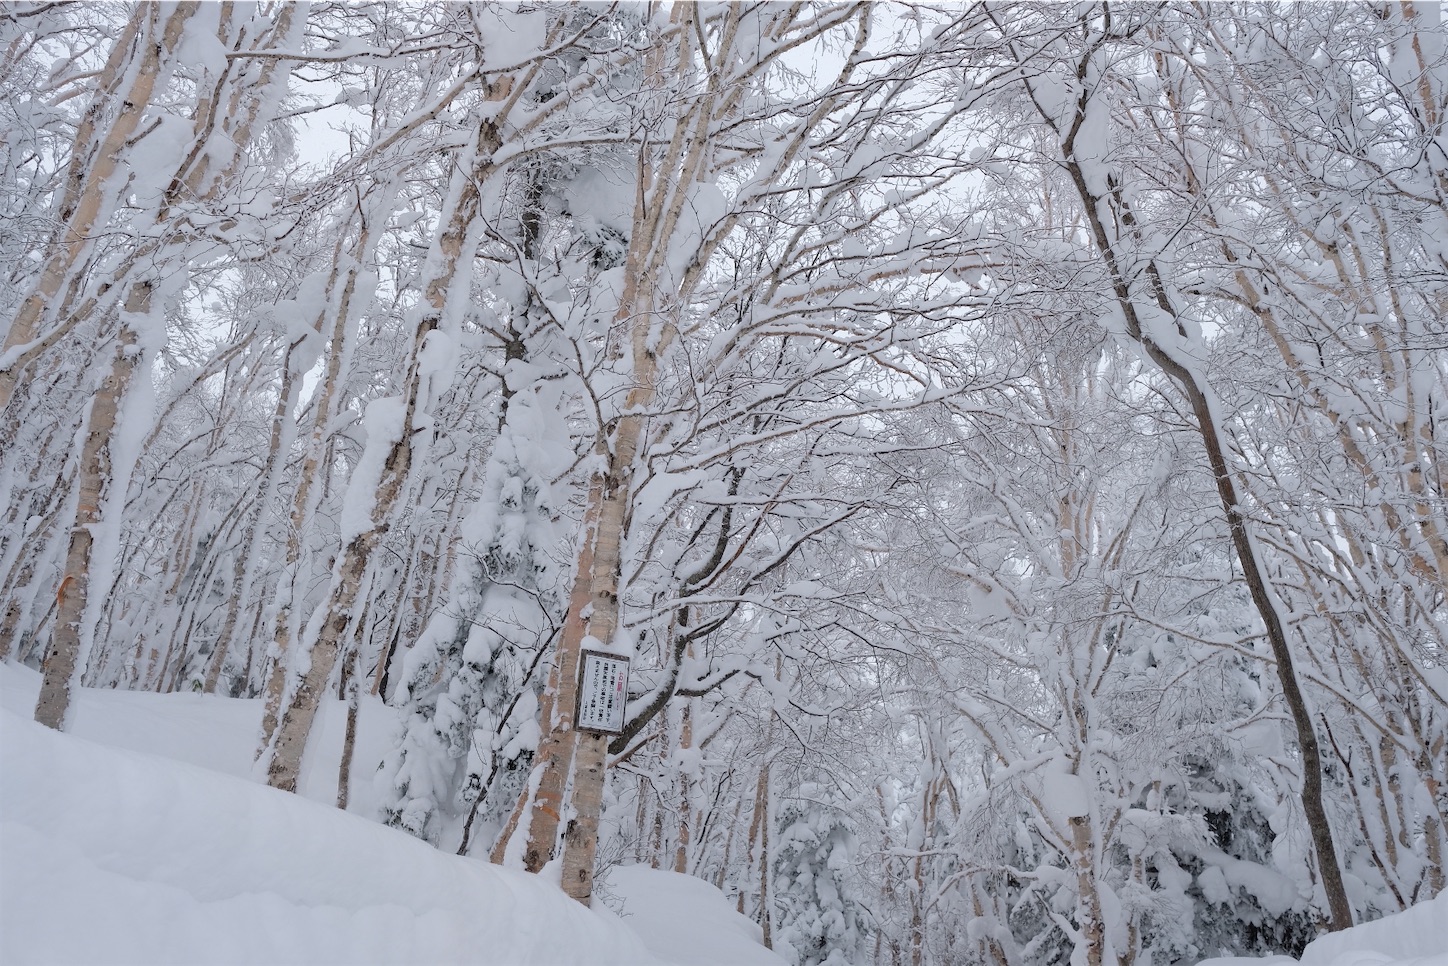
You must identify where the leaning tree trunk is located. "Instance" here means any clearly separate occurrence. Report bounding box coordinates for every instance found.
[33,1,299,726]
[0,5,153,415]
[493,194,670,894]
[263,83,513,790]
[264,525,380,792]
[203,352,300,693]
[494,4,740,899]
[258,225,373,751]
[1040,56,1353,929]
[34,318,140,729]
[17,5,179,716]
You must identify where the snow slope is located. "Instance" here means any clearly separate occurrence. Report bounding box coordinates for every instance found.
[604,866,780,966]
[0,662,396,808]
[2,666,1440,966]
[1193,891,1446,966]
[0,668,782,965]
[1295,893,1447,966]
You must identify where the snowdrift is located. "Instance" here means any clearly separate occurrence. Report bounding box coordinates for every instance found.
[1195,892,1447,966]
[1,708,659,964]
[0,667,782,966]
[1292,893,1447,966]
[2,665,1440,966]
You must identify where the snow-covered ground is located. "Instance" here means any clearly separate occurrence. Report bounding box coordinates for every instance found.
[1,665,1443,966]
[0,666,782,965]
[1197,890,1448,966]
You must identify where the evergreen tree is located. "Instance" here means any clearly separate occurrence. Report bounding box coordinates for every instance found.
[378,372,569,846]
[773,786,868,966]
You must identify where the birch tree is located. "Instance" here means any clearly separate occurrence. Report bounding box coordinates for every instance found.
[9,1,304,728]
[489,1,1006,900]
[260,2,633,791]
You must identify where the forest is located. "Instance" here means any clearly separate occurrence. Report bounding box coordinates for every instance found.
[1,2,1446,964]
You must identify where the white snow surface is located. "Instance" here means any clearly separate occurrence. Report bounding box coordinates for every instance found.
[0,667,783,965]
[603,866,783,966]
[1195,892,1447,966]
[1,666,1439,966]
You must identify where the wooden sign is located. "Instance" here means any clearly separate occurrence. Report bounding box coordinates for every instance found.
[576,650,629,734]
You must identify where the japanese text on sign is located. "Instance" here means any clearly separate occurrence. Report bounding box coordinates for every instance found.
[577,651,629,734]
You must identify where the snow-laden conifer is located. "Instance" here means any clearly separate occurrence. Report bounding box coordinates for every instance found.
[772,786,868,966]
[379,367,570,847]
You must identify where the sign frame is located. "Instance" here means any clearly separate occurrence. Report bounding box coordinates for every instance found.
[575,649,630,735]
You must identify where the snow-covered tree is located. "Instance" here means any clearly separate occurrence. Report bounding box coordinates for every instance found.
[3,4,1443,960]
[773,786,869,966]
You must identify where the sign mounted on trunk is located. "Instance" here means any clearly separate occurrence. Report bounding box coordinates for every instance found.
[576,650,629,734]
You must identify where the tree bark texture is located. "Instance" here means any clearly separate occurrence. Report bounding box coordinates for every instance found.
[34,319,139,729]
[499,3,740,900]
